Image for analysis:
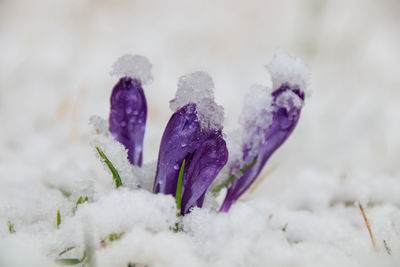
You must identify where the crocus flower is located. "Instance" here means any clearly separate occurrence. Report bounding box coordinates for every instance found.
[109,76,147,166]
[154,72,228,215]
[220,50,309,212]
[153,103,204,195]
[180,131,227,215]
[108,54,152,167]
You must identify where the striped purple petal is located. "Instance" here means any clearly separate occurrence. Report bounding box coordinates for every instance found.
[220,83,304,212]
[109,76,147,166]
[181,131,228,215]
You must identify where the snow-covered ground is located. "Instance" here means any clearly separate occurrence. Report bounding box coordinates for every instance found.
[1,0,400,266]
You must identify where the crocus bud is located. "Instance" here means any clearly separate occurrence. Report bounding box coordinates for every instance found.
[109,76,147,166]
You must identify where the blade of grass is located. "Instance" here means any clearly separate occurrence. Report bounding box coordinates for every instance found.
[96,146,122,188]
[8,221,15,233]
[55,251,86,265]
[359,203,378,251]
[57,210,61,229]
[212,157,257,193]
[58,247,75,256]
[176,159,186,213]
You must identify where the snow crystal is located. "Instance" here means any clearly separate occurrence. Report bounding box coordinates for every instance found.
[170,72,224,130]
[267,49,310,93]
[110,54,153,84]
[91,134,139,189]
[73,189,177,240]
[274,89,304,111]
[89,115,109,136]
[239,84,274,164]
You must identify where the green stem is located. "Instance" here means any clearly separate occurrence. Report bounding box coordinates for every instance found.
[176,159,186,213]
[57,210,61,229]
[211,157,258,193]
[96,146,122,188]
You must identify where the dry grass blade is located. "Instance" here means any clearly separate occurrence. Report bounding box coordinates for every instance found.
[358,203,378,252]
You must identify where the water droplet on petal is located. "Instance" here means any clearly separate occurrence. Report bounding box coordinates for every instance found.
[120,121,127,127]
[181,142,187,147]
[133,110,139,115]
[173,164,180,170]
[125,107,132,114]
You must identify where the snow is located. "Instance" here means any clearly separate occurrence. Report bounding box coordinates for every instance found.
[170,72,224,130]
[110,54,153,85]
[274,89,304,111]
[2,1,400,267]
[239,84,274,164]
[267,49,311,93]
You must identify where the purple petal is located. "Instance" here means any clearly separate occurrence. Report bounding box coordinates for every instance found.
[181,132,228,215]
[153,103,205,195]
[220,83,303,212]
[109,76,147,166]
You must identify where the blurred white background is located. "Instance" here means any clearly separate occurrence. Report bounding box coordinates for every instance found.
[1,0,399,175]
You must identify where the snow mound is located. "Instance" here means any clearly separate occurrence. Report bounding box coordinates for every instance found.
[274,89,304,111]
[239,84,274,163]
[110,54,153,84]
[170,71,224,130]
[267,49,310,93]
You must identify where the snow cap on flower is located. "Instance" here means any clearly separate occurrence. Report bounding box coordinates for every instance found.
[111,54,153,84]
[267,48,310,94]
[220,50,310,212]
[170,72,224,131]
[154,72,227,214]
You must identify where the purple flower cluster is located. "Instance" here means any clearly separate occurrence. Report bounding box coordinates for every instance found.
[108,52,309,214]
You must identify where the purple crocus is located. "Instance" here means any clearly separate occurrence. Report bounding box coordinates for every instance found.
[154,103,228,215]
[153,103,203,195]
[180,131,228,215]
[154,72,228,215]
[109,76,147,166]
[220,50,309,212]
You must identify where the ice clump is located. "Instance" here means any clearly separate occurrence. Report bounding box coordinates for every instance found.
[169,71,224,130]
[89,115,109,136]
[110,54,153,84]
[267,49,310,93]
[91,128,139,189]
[274,89,304,111]
[239,84,274,165]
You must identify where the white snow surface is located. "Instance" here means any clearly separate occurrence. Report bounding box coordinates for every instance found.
[267,49,311,93]
[110,54,153,84]
[170,71,224,130]
[238,84,274,165]
[1,1,400,267]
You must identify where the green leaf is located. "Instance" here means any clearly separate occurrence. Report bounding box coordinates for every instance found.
[96,146,122,188]
[55,251,86,265]
[175,159,186,213]
[55,258,82,265]
[57,210,61,229]
[58,247,75,256]
[43,182,72,198]
[108,232,125,242]
[211,157,258,193]
[8,221,15,233]
[75,196,89,208]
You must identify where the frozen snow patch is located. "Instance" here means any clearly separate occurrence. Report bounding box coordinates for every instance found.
[239,84,274,164]
[110,54,153,84]
[267,49,310,93]
[170,72,224,130]
[274,89,304,111]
